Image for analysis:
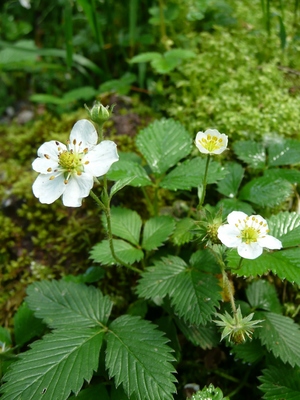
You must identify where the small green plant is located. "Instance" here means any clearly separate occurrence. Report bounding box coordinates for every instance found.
[1,102,300,399]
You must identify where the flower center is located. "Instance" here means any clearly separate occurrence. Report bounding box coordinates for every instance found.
[58,150,83,172]
[199,135,224,152]
[241,226,259,244]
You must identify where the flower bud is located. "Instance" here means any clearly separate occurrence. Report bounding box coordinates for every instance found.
[84,102,114,125]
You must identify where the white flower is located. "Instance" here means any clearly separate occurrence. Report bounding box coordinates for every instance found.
[32,119,119,207]
[217,211,282,259]
[19,0,31,9]
[195,129,228,154]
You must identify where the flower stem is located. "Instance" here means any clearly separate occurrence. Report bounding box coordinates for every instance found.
[90,190,142,274]
[198,154,210,209]
[221,266,238,324]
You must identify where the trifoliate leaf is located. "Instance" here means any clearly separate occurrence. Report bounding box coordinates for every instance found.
[256,311,300,367]
[246,280,282,314]
[105,207,142,246]
[136,118,192,175]
[137,256,221,325]
[259,363,300,399]
[90,239,144,266]
[216,162,244,197]
[142,216,175,251]
[26,280,113,329]
[239,177,293,208]
[107,160,152,187]
[171,217,195,246]
[231,338,265,364]
[1,328,104,400]
[233,140,266,169]
[160,157,228,190]
[267,138,300,167]
[106,315,177,400]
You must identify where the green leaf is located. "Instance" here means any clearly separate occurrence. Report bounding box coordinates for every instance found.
[267,211,300,247]
[175,318,219,349]
[136,118,192,175]
[106,315,177,400]
[268,139,300,166]
[264,168,300,185]
[110,176,139,197]
[107,207,142,246]
[231,339,265,364]
[107,160,152,187]
[228,249,300,285]
[239,177,293,207]
[171,217,195,246]
[0,327,11,347]
[151,55,179,73]
[26,280,112,329]
[217,198,254,217]
[259,363,300,399]
[216,162,244,197]
[142,216,175,251]
[256,311,300,367]
[137,256,221,325]
[90,239,144,266]
[63,266,106,284]
[1,328,104,400]
[14,302,45,347]
[233,140,266,169]
[160,157,228,190]
[246,280,282,314]
[130,52,162,63]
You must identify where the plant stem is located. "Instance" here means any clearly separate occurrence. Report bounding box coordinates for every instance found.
[198,154,210,209]
[221,266,238,324]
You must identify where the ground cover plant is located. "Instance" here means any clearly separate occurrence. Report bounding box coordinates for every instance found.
[0,0,300,399]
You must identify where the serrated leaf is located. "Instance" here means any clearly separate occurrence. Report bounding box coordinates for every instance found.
[267,211,300,247]
[26,280,112,329]
[256,311,300,367]
[171,217,195,246]
[142,216,175,251]
[217,198,254,217]
[110,176,138,197]
[246,280,282,314]
[231,338,265,364]
[107,160,152,187]
[137,256,221,325]
[233,140,266,169]
[228,249,300,285]
[259,364,300,399]
[107,207,142,246]
[136,119,192,175]
[160,157,228,190]
[1,328,104,400]
[175,318,219,349]
[69,383,110,399]
[216,162,244,197]
[189,249,220,274]
[264,168,300,184]
[268,139,300,166]
[106,315,177,400]
[90,239,144,266]
[239,177,293,207]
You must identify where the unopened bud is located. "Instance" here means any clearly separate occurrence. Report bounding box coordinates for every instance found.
[84,102,114,125]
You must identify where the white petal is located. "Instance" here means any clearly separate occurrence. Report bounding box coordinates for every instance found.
[32,174,65,204]
[37,141,65,159]
[69,119,97,150]
[62,173,94,207]
[258,235,282,250]
[227,211,248,225]
[218,225,241,247]
[32,157,59,174]
[84,140,119,177]
[237,242,263,259]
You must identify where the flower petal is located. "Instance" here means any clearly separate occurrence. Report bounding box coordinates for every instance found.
[32,157,59,174]
[36,140,65,160]
[258,235,282,250]
[32,173,65,204]
[227,211,248,225]
[83,140,119,177]
[62,173,94,207]
[237,242,263,259]
[69,119,98,150]
[217,225,241,247]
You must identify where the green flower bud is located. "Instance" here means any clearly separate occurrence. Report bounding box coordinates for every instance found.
[84,102,114,125]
